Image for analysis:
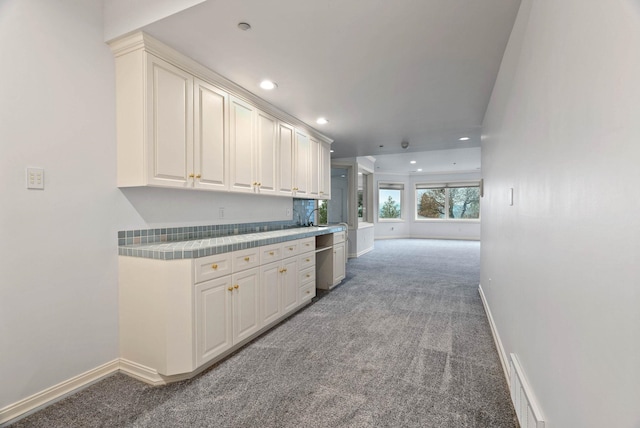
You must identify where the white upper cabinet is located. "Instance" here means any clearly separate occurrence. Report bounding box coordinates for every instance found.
[309,137,320,198]
[255,110,278,195]
[319,142,332,199]
[110,33,332,196]
[146,54,193,188]
[294,130,310,196]
[229,96,256,193]
[278,122,295,196]
[194,78,228,190]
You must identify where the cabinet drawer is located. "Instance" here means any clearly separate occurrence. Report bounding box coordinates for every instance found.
[299,266,316,285]
[298,237,315,254]
[281,241,299,258]
[300,282,315,304]
[260,243,282,264]
[194,253,232,284]
[333,231,346,244]
[298,253,315,270]
[231,247,260,272]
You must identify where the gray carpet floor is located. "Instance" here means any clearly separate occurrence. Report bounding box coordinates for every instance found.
[10,239,517,428]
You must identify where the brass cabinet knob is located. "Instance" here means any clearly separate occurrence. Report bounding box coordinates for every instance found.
[244,257,250,262]
[306,274,311,278]
[269,251,274,256]
[234,284,239,289]
[305,258,310,262]
[188,173,195,178]
[306,290,311,294]
[288,247,294,251]
[228,287,233,292]
[196,174,201,179]
[211,264,218,270]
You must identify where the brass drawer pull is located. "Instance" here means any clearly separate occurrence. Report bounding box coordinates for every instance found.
[244,257,250,262]
[269,251,274,255]
[211,264,218,270]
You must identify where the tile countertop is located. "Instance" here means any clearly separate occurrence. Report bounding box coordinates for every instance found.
[118,225,346,260]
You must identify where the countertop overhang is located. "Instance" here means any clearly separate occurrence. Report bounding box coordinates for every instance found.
[118,225,346,260]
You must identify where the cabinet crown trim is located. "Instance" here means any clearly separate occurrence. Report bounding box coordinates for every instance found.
[108,31,333,145]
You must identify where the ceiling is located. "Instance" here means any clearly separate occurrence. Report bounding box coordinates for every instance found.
[142,0,520,172]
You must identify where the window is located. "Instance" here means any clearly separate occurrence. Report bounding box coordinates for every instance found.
[416,183,480,220]
[378,183,404,220]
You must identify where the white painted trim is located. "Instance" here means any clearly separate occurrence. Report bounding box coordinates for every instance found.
[109,32,333,145]
[374,235,412,240]
[354,247,374,258]
[0,359,120,426]
[478,284,510,387]
[375,235,480,241]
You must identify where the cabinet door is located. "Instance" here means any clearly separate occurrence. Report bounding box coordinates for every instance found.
[146,54,193,187]
[232,267,261,343]
[309,137,320,198]
[281,257,299,314]
[320,142,332,199]
[260,262,282,326]
[194,79,228,190]
[333,242,346,284]
[229,96,256,193]
[195,276,233,367]
[278,122,294,195]
[256,110,278,195]
[294,130,310,195]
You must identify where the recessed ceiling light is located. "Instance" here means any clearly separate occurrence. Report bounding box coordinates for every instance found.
[417,169,423,172]
[316,117,329,125]
[237,22,251,31]
[410,160,417,164]
[458,137,470,141]
[259,80,277,90]
[330,149,334,153]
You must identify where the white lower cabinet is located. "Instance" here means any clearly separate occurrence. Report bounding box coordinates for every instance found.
[195,276,233,367]
[119,235,322,384]
[195,267,260,368]
[232,267,261,343]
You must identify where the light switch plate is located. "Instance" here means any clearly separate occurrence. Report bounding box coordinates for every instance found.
[26,167,44,190]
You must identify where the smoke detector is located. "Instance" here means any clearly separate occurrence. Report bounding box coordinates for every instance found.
[401,141,409,149]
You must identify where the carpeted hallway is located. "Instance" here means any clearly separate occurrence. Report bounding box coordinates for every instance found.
[11,239,517,427]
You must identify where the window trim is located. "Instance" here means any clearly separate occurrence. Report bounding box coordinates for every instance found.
[414,181,481,222]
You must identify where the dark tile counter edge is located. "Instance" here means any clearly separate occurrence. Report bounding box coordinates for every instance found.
[118,225,346,260]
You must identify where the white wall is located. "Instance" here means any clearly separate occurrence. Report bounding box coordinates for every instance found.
[374,172,481,240]
[481,0,640,427]
[0,0,120,409]
[103,0,205,42]
[0,0,291,413]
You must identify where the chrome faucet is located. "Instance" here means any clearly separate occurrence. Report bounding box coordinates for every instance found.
[306,208,320,227]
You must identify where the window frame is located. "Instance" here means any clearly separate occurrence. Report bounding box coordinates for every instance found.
[414,181,481,222]
[377,182,405,222]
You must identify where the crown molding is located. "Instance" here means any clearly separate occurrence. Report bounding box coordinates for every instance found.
[108,32,333,145]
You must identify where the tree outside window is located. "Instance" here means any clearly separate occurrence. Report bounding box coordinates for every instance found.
[378,183,403,220]
[416,184,480,220]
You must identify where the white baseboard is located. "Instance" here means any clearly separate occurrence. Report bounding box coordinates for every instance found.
[0,359,120,426]
[374,235,480,241]
[478,283,510,387]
